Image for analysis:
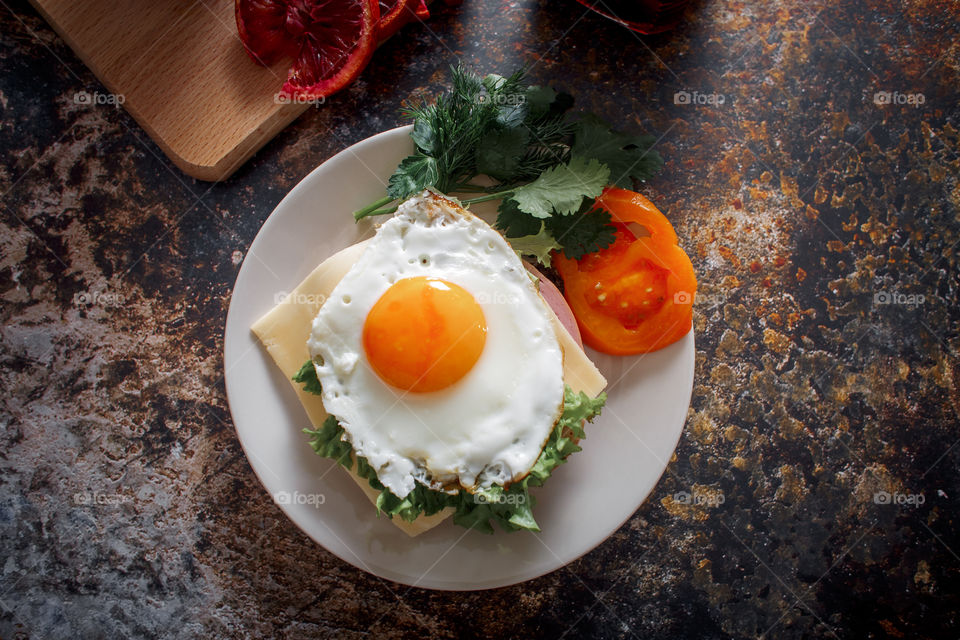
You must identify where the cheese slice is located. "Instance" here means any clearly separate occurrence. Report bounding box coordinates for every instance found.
[251,241,607,536]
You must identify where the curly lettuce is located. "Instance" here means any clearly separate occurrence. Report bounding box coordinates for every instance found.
[298,362,606,533]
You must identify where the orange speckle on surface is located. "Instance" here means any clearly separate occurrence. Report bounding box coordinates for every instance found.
[718,245,741,268]
[721,275,741,289]
[842,212,859,232]
[363,277,486,393]
[749,260,762,273]
[763,327,793,354]
[786,312,805,330]
[830,111,851,138]
[774,255,787,267]
[797,268,807,282]
[878,620,906,638]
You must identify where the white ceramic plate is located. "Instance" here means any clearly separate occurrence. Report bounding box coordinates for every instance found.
[223,125,695,591]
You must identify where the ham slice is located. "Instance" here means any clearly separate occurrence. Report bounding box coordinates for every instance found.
[524,262,583,348]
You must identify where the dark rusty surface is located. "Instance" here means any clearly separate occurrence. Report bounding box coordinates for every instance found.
[2,0,958,638]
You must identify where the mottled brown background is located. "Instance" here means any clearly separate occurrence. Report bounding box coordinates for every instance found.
[2,0,958,638]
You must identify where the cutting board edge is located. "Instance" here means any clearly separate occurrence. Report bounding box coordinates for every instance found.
[149,102,310,182]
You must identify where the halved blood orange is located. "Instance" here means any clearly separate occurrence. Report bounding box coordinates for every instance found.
[236,0,380,100]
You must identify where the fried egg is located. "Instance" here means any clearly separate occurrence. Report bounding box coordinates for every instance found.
[307,190,565,499]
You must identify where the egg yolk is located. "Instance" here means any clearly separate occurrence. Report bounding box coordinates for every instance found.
[362,277,487,393]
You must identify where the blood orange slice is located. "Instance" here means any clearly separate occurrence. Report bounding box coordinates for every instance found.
[236,0,295,65]
[236,0,380,100]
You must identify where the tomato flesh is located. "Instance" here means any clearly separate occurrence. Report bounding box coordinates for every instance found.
[554,187,697,355]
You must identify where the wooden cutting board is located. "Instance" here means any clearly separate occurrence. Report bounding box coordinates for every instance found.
[29,0,310,181]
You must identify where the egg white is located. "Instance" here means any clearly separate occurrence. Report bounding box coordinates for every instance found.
[307,191,565,499]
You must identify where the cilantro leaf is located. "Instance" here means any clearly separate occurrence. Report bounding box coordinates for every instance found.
[510,156,610,218]
[477,127,530,180]
[387,154,440,199]
[572,115,664,187]
[506,222,561,268]
[481,73,528,127]
[496,196,618,261]
[544,203,618,260]
[292,360,323,396]
[524,85,556,118]
[410,118,438,154]
[495,197,542,238]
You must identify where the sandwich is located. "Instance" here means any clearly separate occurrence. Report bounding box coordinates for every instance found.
[252,190,607,536]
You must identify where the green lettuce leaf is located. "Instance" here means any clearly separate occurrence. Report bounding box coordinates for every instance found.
[296,363,606,534]
[304,415,352,467]
[292,360,323,395]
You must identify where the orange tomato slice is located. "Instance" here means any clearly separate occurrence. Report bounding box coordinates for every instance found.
[554,187,697,355]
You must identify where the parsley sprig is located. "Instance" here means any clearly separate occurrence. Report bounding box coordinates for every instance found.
[352,66,663,263]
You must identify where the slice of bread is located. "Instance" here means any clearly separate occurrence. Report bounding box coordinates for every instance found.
[252,218,606,537]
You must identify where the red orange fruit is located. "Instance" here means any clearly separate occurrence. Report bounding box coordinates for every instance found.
[236,0,380,100]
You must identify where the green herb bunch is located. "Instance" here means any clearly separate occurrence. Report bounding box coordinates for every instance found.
[352,65,664,264]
